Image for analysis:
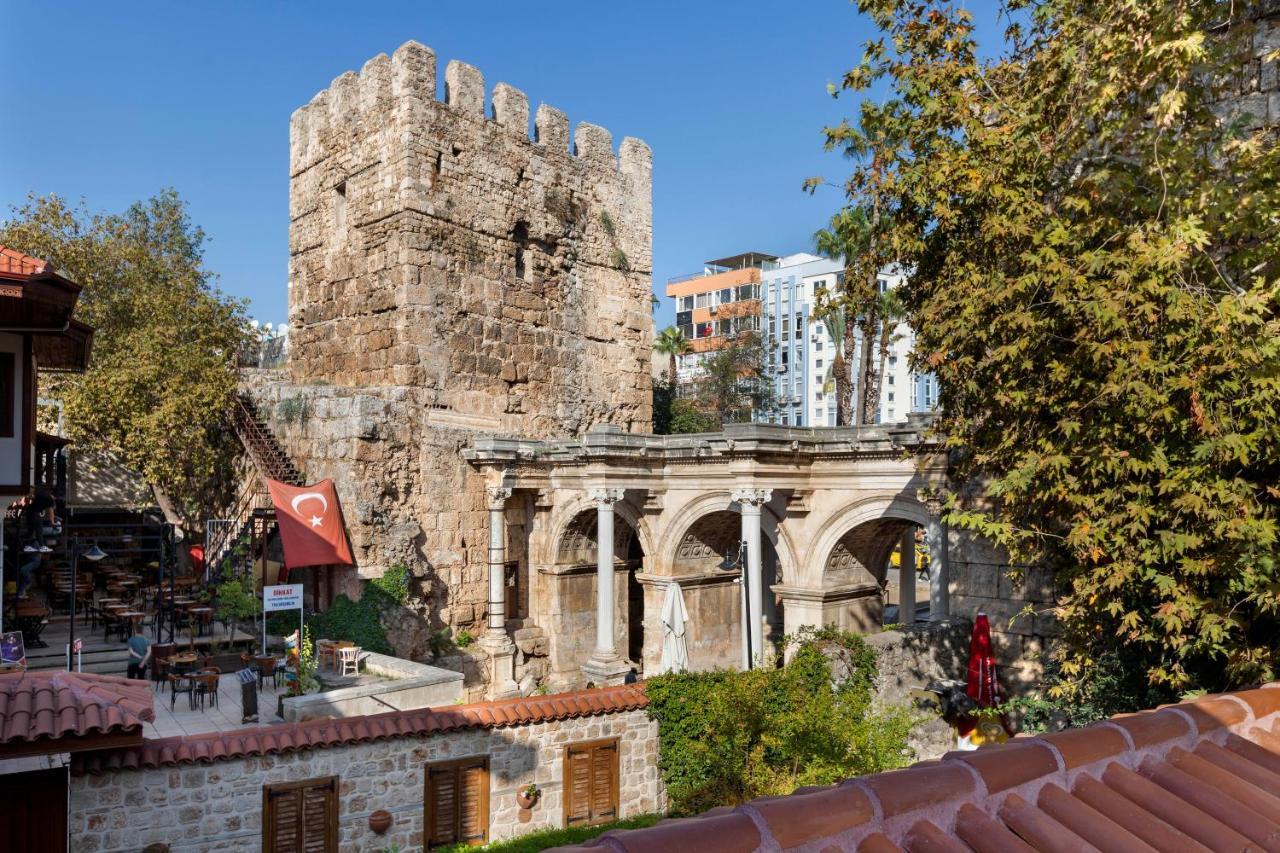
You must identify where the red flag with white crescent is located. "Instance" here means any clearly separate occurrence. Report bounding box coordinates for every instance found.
[266,478,355,574]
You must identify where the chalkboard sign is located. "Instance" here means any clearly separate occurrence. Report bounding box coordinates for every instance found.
[1,631,26,668]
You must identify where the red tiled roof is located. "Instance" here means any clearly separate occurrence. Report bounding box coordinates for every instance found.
[551,683,1280,852]
[0,246,49,277]
[72,682,647,775]
[0,671,154,754]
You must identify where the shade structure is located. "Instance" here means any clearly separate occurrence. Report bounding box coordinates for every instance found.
[658,582,690,674]
[957,612,1003,748]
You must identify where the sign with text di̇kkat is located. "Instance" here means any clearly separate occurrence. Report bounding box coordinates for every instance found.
[263,584,303,612]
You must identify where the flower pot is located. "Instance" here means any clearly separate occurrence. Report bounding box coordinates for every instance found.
[368,809,392,835]
[516,791,539,809]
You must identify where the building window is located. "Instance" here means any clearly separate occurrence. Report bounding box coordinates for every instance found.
[815,340,823,352]
[695,293,709,309]
[878,278,888,292]
[781,319,790,336]
[720,288,733,304]
[815,360,823,369]
[888,392,895,402]
[426,757,490,848]
[781,415,789,426]
[565,740,619,828]
[889,355,897,366]
[888,375,895,385]
[815,391,824,401]
[680,296,694,311]
[695,322,714,338]
[816,324,825,336]
[263,776,338,853]
[793,408,803,424]
[814,279,827,293]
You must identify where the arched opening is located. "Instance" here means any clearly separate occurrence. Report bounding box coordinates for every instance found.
[823,517,924,628]
[555,507,646,672]
[671,509,784,669]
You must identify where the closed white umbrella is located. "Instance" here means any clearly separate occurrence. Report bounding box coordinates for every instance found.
[659,581,690,674]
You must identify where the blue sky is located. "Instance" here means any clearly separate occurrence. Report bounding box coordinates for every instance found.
[1,1,1000,330]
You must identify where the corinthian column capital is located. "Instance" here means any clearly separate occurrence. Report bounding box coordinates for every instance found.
[485,486,512,511]
[587,487,626,508]
[731,488,773,508]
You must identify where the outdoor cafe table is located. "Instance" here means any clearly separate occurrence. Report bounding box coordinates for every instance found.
[169,652,199,673]
[188,606,213,635]
[173,577,199,589]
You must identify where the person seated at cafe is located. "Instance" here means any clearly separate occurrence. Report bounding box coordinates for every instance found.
[126,624,151,680]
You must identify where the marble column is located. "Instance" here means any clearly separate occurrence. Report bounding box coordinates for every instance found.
[733,489,772,669]
[898,528,917,625]
[925,507,950,621]
[485,487,512,637]
[582,487,630,686]
[480,486,518,699]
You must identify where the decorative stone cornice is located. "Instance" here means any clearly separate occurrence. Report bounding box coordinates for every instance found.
[461,416,942,469]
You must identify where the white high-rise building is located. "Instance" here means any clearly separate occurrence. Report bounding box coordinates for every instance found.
[757,253,938,427]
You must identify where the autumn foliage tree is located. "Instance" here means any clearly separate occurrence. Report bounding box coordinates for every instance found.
[0,191,251,529]
[827,0,1280,695]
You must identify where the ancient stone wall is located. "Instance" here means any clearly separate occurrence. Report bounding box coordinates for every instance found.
[69,704,661,852]
[287,40,653,432]
[254,42,654,672]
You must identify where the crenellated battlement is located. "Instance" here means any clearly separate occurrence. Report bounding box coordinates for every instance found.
[287,41,654,437]
[289,41,651,183]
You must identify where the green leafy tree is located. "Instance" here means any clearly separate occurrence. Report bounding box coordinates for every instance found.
[825,0,1280,695]
[669,398,719,434]
[653,325,690,385]
[692,331,773,425]
[0,192,251,529]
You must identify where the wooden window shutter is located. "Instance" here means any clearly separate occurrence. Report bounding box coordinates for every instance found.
[263,776,338,853]
[564,739,620,828]
[425,757,489,848]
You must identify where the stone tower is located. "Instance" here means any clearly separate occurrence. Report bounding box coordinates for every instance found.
[287,41,653,434]
[249,42,653,693]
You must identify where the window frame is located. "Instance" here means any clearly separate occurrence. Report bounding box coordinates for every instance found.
[425,756,490,849]
[563,738,621,829]
[262,775,339,853]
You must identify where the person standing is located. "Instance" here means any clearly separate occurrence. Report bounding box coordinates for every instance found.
[126,624,151,680]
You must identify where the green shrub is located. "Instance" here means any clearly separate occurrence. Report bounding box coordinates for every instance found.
[433,813,661,853]
[287,564,415,655]
[646,626,916,815]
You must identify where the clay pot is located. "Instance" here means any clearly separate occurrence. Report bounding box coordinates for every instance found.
[516,790,539,809]
[368,809,393,835]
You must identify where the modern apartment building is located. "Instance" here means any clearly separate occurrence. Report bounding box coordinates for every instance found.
[666,252,770,386]
[757,253,938,426]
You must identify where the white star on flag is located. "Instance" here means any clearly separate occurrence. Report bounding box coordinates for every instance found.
[309,515,324,528]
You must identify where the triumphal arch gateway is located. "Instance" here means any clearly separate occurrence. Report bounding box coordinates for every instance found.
[251,42,1033,698]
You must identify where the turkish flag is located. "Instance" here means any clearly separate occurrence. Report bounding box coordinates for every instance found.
[266,478,355,576]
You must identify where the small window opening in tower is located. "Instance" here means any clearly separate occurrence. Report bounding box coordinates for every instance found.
[334,181,347,237]
[513,221,530,282]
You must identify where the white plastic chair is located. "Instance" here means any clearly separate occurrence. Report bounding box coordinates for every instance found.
[338,646,361,677]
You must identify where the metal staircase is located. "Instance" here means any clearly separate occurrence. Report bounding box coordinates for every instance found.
[206,394,304,579]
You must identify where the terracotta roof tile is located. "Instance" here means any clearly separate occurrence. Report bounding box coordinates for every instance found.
[555,683,1280,852]
[1038,723,1128,769]
[0,246,47,276]
[748,784,873,848]
[0,671,153,752]
[72,682,646,775]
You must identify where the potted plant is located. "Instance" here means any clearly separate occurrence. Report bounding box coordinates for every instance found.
[516,782,540,809]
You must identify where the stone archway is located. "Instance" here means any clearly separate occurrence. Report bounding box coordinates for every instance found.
[539,504,647,685]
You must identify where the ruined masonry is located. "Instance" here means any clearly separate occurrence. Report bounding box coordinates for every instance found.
[248,41,654,691]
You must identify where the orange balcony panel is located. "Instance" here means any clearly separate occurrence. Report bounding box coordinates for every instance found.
[666,267,761,298]
[687,336,730,354]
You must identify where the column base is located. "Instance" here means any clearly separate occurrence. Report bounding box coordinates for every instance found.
[479,633,520,699]
[581,653,631,688]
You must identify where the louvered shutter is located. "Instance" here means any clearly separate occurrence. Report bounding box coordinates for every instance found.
[266,786,302,853]
[564,747,594,826]
[301,781,336,852]
[426,758,489,848]
[589,742,618,822]
[264,777,337,853]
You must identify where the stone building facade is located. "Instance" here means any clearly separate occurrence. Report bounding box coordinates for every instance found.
[69,687,661,852]
[256,41,653,665]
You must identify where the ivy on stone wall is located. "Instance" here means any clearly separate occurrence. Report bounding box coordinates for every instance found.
[645,627,916,815]
[269,564,413,655]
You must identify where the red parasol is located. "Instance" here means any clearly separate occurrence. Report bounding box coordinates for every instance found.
[958,612,1001,738]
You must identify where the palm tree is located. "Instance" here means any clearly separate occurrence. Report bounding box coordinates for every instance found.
[866,288,907,421]
[653,326,689,386]
[814,207,880,425]
[815,304,852,427]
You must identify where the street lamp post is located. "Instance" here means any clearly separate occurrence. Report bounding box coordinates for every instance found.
[67,542,107,671]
